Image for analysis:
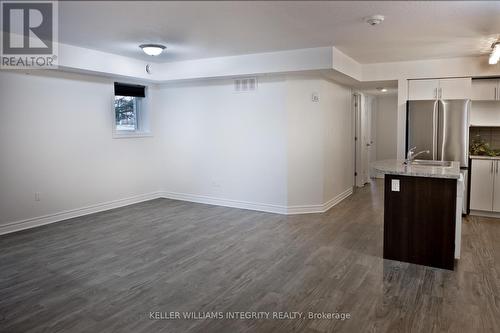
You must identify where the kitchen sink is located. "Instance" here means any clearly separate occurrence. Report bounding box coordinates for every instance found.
[410,160,452,167]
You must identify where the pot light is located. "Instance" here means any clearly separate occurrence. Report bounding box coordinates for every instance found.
[377,87,388,92]
[489,42,499,65]
[139,44,166,56]
[365,15,385,26]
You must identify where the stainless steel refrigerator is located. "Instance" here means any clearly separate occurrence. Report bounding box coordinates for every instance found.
[406,99,470,214]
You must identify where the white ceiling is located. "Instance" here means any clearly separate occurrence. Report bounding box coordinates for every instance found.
[59,1,500,64]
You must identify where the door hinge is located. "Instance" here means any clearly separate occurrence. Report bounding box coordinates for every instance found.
[355,136,358,141]
[354,172,358,176]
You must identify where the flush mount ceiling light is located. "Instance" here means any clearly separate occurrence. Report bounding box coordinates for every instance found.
[489,42,499,65]
[377,87,388,92]
[139,44,166,56]
[365,14,385,26]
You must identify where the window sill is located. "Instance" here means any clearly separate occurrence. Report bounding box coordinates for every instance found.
[112,131,153,139]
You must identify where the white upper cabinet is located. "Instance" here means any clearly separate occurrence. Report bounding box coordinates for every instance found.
[408,79,439,100]
[469,101,500,127]
[439,78,472,99]
[408,78,471,100]
[471,79,499,101]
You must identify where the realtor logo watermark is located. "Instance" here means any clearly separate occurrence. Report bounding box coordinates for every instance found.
[1,0,58,68]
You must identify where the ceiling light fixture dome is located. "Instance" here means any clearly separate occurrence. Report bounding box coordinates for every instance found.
[140,44,166,56]
[365,14,385,26]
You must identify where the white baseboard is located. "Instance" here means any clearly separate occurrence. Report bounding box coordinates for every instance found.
[162,187,353,215]
[0,187,354,236]
[161,191,288,215]
[324,187,354,212]
[469,210,500,219]
[0,191,164,236]
[286,187,353,214]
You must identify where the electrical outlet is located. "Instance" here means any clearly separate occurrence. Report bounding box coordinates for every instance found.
[391,179,400,192]
[35,192,41,201]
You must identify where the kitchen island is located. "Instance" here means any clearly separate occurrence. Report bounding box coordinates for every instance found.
[372,160,463,270]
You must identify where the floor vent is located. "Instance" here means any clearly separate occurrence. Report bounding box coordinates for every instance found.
[234,77,257,92]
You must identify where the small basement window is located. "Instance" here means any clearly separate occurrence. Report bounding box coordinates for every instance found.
[113,82,151,138]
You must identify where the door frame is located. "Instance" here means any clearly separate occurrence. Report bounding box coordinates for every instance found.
[353,93,363,187]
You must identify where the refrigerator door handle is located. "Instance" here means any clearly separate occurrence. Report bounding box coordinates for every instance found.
[436,100,443,161]
[432,101,438,160]
[491,161,494,174]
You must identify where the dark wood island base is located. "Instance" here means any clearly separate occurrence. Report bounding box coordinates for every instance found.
[383,174,457,270]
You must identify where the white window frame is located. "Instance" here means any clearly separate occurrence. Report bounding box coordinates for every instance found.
[112,86,152,139]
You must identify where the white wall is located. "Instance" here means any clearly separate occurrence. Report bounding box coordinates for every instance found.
[0,71,354,232]
[374,94,398,161]
[154,77,289,208]
[0,71,161,226]
[155,75,353,211]
[286,77,325,206]
[286,76,353,207]
[321,79,354,204]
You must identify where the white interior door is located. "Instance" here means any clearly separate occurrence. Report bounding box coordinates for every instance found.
[362,95,369,184]
[354,93,363,187]
[367,96,377,165]
[354,93,372,187]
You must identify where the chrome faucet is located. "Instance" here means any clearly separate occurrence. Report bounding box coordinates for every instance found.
[405,147,430,164]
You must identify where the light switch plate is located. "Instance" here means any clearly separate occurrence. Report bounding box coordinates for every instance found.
[391,179,400,192]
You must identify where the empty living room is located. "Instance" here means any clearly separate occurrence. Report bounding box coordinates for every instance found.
[1,1,500,332]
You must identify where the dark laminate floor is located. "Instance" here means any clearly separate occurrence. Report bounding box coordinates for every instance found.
[1,181,500,333]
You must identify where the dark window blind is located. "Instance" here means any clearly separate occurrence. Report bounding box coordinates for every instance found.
[114,82,145,97]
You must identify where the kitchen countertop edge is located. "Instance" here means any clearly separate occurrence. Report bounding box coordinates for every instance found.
[470,155,500,160]
[371,159,461,179]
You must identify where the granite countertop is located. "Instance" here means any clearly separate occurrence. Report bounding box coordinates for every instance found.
[470,155,500,160]
[371,159,461,179]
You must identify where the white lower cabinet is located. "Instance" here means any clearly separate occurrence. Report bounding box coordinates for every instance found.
[470,158,500,212]
[494,161,500,212]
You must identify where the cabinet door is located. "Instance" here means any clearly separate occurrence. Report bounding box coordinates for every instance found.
[471,79,498,101]
[470,159,494,211]
[470,100,500,127]
[439,78,472,100]
[408,79,439,100]
[493,161,500,212]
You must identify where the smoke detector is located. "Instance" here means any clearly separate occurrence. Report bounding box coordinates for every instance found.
[365,15,385,26]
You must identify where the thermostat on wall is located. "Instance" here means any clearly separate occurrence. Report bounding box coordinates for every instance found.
[311,92,320,102]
